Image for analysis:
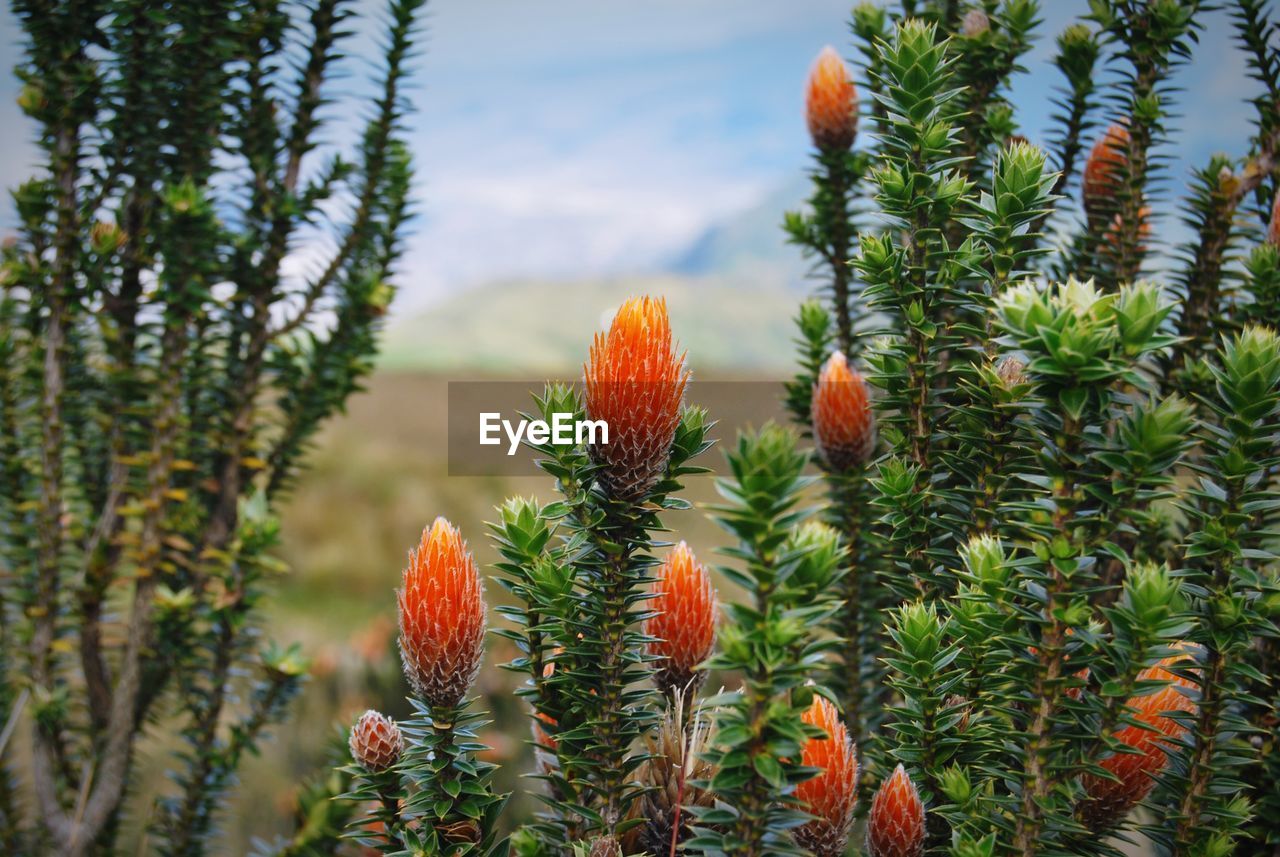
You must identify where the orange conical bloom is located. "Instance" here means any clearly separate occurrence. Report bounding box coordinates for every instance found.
[806,46,858,151]
[397,517,486,710]
[645,541,717,695]
[812,351,875,471]
[1268,188,1280,247]
[1079,651,1199,830]
[867,764,925,857]
[584,296,689,502]
[349,709,404,773]
[1083,124,1131,216]
[795,696,859,857]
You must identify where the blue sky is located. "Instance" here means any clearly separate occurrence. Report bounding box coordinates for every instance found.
[0,1,1262,315]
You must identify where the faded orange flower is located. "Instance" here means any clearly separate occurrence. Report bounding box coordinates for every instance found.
[397,517,486,710]
[349,709,404,773]
[1103,204,1153,257]
[1268,187,1280,247]
[645,541,717,696]
[806,46,858,151]
[1083,123,1131,216]
[812,351,875,471]
[795,696,859,857]
[1079,650,1198,830]
[584,296,688,502]
[867,764,925,857]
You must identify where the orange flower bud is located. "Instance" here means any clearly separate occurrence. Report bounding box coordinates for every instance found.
[397,517,486,709]
[645,541,717,695]
[1083,124,1131,216]
[583,296,689,502]
[867,764,925,857]
[349,709,404,772]
[812,351,875,471]
[1079,651,1198,830]
[806,46,859,151]
[796,696,859,857]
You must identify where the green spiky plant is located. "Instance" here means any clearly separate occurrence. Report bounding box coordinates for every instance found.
[16,0,1280,855]
[686,426,844,857]
[330,5,1279,856]
[786,2,1280,856]
[491,297,714,855]
[0,0,425,852]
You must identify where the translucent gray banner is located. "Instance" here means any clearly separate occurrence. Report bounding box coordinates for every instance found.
[447,380,794,476]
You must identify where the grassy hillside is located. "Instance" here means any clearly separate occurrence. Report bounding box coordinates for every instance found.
[379,273,803,373]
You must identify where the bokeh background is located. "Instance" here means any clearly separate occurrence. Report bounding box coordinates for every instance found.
[0,0,1263,851]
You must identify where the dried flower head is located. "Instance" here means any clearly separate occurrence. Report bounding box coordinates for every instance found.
[805,46,859,151]
[587,835,621,857]
[1083,123,1131,216]
[584,296,689,502]
[944,694,972,732]
[961,8,991,37]
[1079,651,1199,830]
[397,517,486,710]
[645,541,717,696]
[996,355,1027,388]
[349,709,404,773]
[624,690,716,855]
[90,220,126,254]
[812,351,876,470]
[867,764,925,857]
[795,696,859,857]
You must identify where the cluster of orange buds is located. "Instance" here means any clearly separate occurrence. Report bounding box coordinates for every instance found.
[584,296,689,502]
[349,709,404,773]
[644,541,718,696]
[805,46,859,152]
[795,696,859,857]
[397,517,487,710]
[1079,651,1198,830]
[866,764,926,857]
[812,351,876,471]
[1082,123,1131,217]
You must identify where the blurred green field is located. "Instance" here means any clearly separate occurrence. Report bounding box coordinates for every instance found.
[378,274,803,373]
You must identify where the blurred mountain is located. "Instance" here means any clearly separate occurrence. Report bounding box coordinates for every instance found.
[670,176,811,285]
[380,177,823,372]
[378,272,801,373]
